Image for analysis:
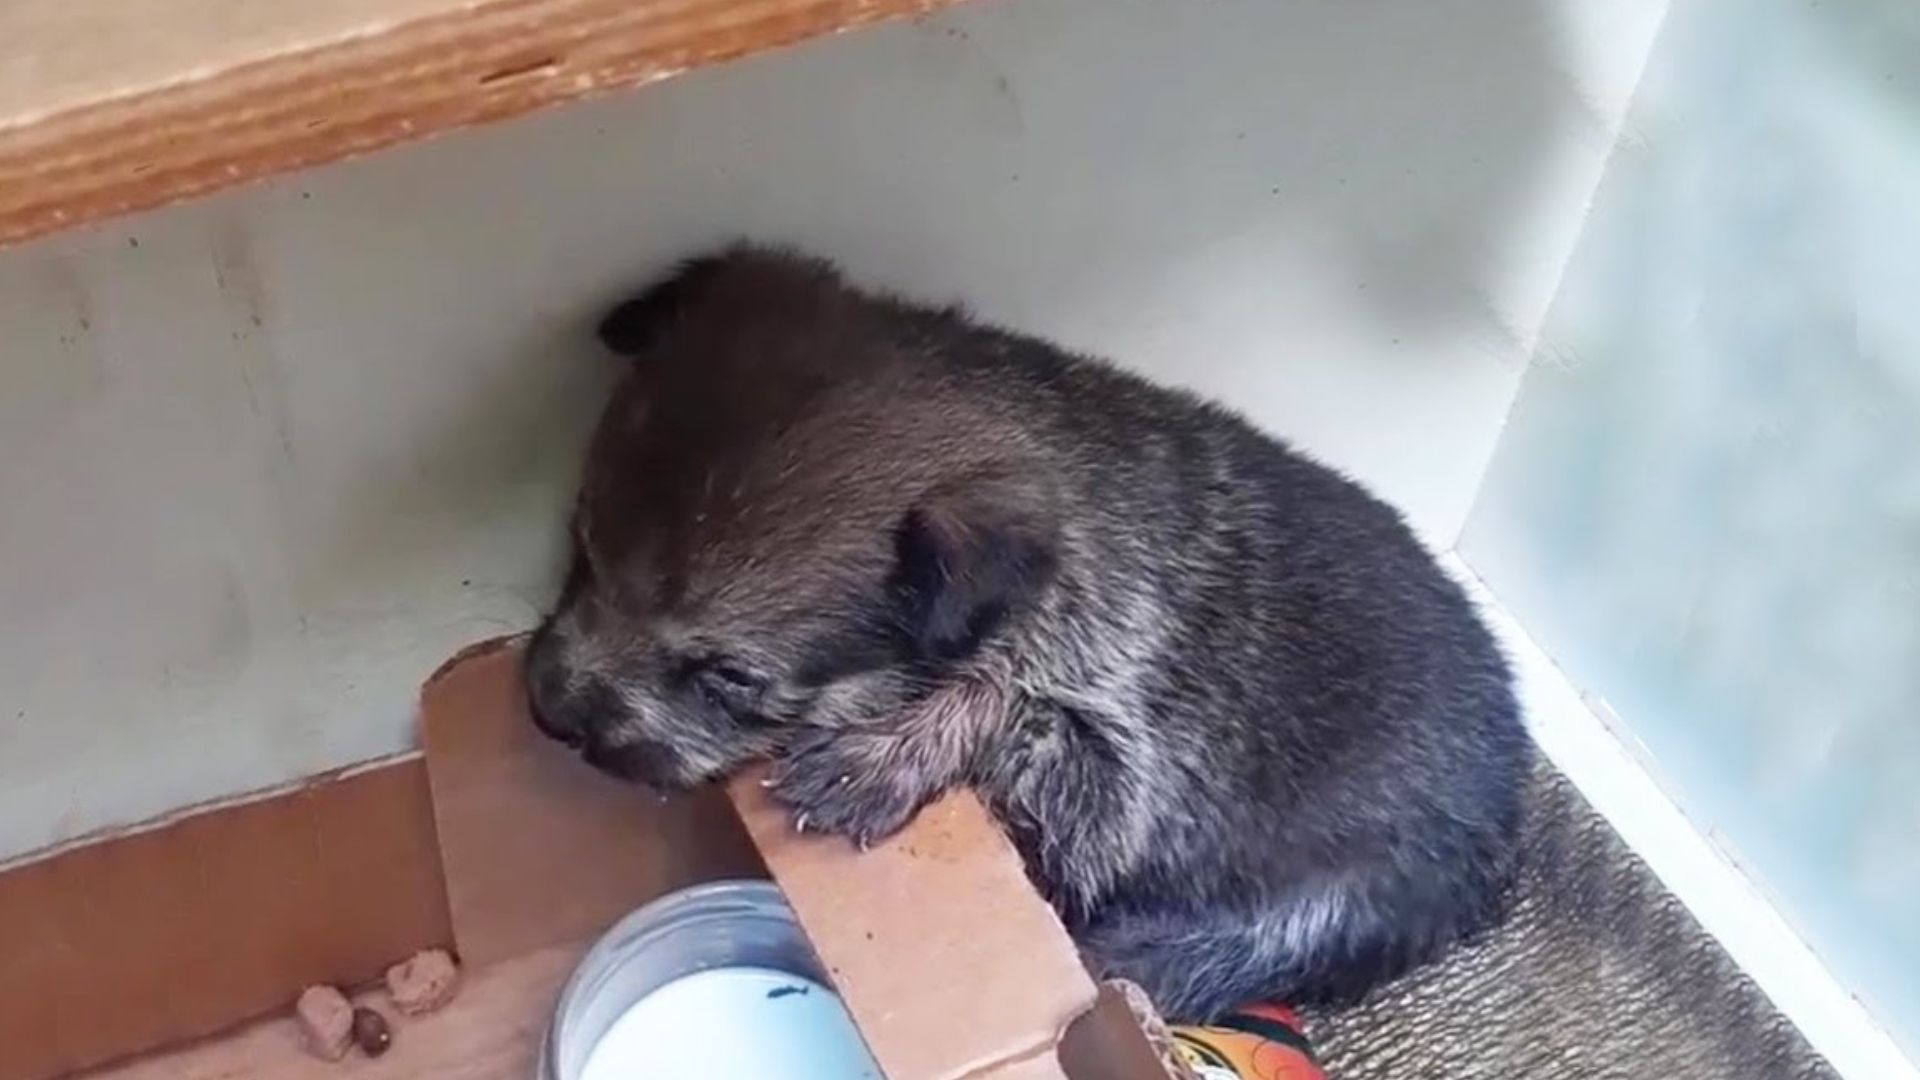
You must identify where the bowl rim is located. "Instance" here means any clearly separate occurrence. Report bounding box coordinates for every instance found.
[540,878,810,1080]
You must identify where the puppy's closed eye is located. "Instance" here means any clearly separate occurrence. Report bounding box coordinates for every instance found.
[691,660,770,721]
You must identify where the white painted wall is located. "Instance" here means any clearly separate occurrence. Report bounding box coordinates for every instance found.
[1460,0,1920,1058]
[0,0,1668,860]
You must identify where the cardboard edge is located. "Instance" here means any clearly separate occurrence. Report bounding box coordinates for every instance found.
[0,759,451,1080]
[1056,984,1182,1080]
[422,632,525,689]
[727,771,1172,1079]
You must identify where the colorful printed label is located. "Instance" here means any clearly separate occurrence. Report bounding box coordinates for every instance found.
[1169,1004,1325,1080]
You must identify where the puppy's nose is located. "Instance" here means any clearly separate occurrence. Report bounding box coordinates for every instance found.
[524,628,584,748]
[527,677,585,748]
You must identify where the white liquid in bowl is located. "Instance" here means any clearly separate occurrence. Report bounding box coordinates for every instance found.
[578,967,881,1080]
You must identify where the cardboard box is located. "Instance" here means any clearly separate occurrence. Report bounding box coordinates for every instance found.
[0,761,452,1080]
[422,641,1171,1079]
[13,638,1167,1080]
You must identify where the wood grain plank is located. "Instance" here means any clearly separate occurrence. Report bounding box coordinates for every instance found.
[0,0,969,248]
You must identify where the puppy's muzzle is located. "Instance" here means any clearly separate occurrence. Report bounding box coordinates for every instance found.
[524,624,602,749]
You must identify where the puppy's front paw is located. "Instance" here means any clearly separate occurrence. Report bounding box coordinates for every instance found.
[768,729,938,850]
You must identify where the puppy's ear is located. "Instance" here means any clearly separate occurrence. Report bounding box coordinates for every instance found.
[597,245,844,357]
[891,471,1060,661]
[596,254,732,357]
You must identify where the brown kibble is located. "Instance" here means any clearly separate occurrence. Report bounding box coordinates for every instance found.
[294,985,354,1061]
[385,948,461,1016]
[351,1007,393,1057]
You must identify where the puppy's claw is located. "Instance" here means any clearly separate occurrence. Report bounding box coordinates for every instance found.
[768,730,931,847]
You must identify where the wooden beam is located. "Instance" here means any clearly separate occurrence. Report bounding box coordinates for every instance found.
[0,0,966,248]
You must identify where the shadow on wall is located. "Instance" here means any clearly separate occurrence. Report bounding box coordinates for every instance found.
[0,0,1587,856]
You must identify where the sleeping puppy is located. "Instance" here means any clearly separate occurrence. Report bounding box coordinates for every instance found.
[525,246,1532,1021]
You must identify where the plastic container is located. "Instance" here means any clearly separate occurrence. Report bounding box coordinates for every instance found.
[541,879,882,1080]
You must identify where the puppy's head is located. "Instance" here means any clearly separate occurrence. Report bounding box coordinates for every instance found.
[526,250,1058,787]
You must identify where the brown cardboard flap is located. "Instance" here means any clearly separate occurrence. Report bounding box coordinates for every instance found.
[419,641,1167,1079]
[1057,984,1181,1080]
[419,639,763,968]
[973,1050,1075,1079]
[729,773,1097,1080]
[0,761,450,1080]
[10,639,1170,1080]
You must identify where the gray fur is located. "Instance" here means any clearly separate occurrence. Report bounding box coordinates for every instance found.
[527,246,1532,1022]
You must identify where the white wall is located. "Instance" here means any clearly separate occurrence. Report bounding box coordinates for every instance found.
[1461,0,1920,1057]
[0,0,1668,860]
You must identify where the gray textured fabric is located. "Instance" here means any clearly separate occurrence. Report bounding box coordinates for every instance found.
[1303,760,1838,1079]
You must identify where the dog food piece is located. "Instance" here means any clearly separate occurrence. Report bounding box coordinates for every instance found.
[386,948,461,1016]
[294,985,354,1061]
[351,1007,393,1057]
